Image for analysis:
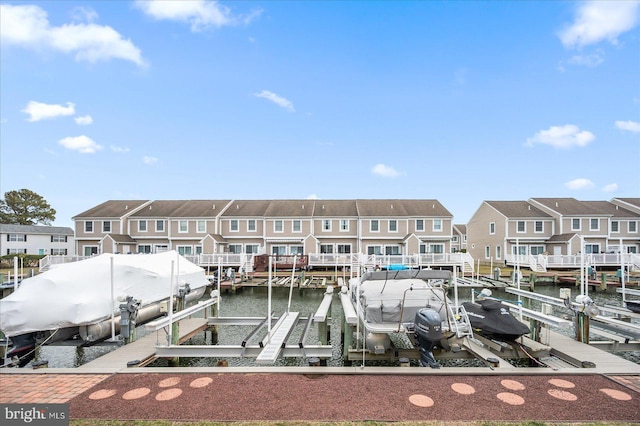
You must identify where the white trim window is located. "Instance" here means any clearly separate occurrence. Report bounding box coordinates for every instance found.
[8,234,26,242]
[320,244,334,254]
[535,221,543,233]
[367,245,382,255]
[385,245,401,255]
[51,248,68,255]
[389,220,397,232]
[292,220,302,233]
[416,219,424,232]
[178,220,188,233]
[245,244,259,254]
[247,219,257,232]
[629,221,638,233]
[197,220,206,233]
[177,245,192,255]
[322,219,331,232]
[429,244,444,254]
[139,220,147,232]
[571,218,581,231]
[433,219,442,232]
[103,221,111,233]
[516,221,526,233]
[340,219,349,232]
[290,245,304,255]
[489,222,495,235]
[370,220,379,232]
[337,244,351,254]
[228,244,242,254]
[590,218,599,231]
[274,220,283,233]
[138,245,152,254]
[496,245,502,260]
[85,221,93,233]
[230,220,239,232]
[485,246,491,259]
[611,220,619,233]
[156,220,165,232]
[51,235,67,242]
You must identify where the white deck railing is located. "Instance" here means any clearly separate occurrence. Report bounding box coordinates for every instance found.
[505,253,639,270]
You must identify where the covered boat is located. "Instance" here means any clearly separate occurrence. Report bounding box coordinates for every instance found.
[0,251,209,366]
[462,299,531,341]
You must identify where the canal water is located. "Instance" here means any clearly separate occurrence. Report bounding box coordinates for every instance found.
[15,283,640,368]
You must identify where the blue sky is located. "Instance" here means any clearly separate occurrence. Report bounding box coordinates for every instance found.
[1,0,639,228]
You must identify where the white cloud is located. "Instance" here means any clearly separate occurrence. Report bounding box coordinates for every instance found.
[74,115,93,125]
[559,1,640,48]
[567,51,605,67]
[603,183,618,192]
[306,194,319,199]
[371,163,402,178]
[0,4,146,67]
[111,145,130,153]
[143,156,158,165]
[135,0,262,32]
[58,135,103,153]
[22,101,75,122]
[254,90,295,112]
[525,124,595,149]
[565,178,595,190]
[615,120,640,133]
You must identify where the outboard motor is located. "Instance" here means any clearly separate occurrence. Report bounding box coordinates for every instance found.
[5,333,37,367]
[414,308,442,368]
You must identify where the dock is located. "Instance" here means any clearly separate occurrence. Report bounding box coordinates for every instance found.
[78,318,208,372]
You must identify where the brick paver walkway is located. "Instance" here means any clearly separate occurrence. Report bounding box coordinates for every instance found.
[0,374,110,404]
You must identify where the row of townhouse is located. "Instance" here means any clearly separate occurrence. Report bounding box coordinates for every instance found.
[467,197,640,271]
[0,224,75,256]
[71,199,467,270]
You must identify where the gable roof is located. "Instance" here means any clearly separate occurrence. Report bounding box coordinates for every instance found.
[485,201,550,218]
[221,200,272,217]
[169,200,231,218]
[0,224,73,235]
[530,198,616,216]
[582,201,639,218]
[453,224,467,234]
[313,200,358,217]
[74,200,149,219]
[264,200,314,217]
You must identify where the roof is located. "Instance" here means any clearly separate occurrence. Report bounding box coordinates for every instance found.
[530,198,616,216]
[169,200,231,218]
[354,199,451,217]
[0,224,74,235]
[221,200,272,217]
[547,233,579,243]
[582,201,639,218]
[264,200,315,217]
[453,224,467,234]
[485,201,551,218]
[312,200,358,217]
[73,200,149,218]
[103,234,137,243]
[129,200,188,217]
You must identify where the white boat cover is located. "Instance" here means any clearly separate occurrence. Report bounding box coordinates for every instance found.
[0,251,209,337]
[351,270,452,325]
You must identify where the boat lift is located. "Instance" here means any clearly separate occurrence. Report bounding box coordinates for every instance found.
[149,255,334,364]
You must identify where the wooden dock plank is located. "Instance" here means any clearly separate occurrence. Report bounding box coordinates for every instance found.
[79,318,208,372]
[547,330,640,374]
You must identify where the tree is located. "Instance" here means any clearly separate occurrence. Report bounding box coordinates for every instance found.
[0,189,56,225]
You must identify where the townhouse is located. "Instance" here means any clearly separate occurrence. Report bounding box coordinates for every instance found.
[467,198,640,271]
[71,199,455,265]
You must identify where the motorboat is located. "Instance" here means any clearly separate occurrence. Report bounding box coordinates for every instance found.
[0,251,209,367]
[345,269,473,367]
[345,269,532,368]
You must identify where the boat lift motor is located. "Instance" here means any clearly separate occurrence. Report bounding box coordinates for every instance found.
[574,294,600,318]
[414,308,443,369]
[119,296,141,340]
[178,283,191,300]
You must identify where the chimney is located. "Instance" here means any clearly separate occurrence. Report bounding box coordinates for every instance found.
[212,203,215,210]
